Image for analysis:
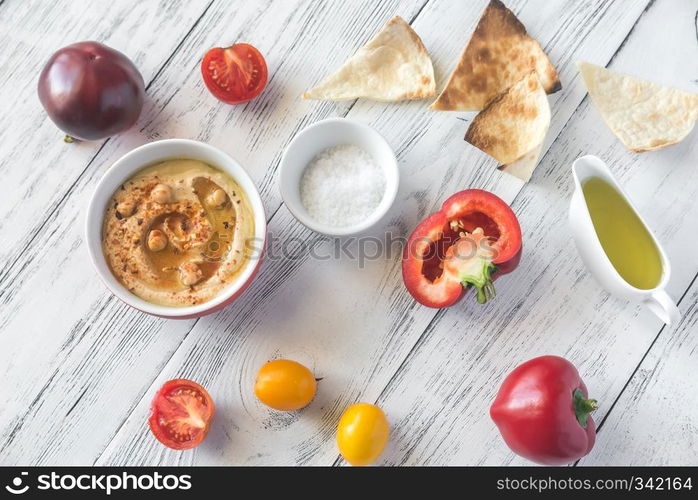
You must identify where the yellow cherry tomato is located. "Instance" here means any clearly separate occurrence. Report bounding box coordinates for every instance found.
[254,359,317,411]
[337,403,389,466]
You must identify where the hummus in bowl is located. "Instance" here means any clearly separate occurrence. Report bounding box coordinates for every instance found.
[103,159,255,307]
[86,139,266,318]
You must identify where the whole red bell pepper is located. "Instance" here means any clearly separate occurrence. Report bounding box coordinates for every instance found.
[402,189,522,308]
[490,355,598,465]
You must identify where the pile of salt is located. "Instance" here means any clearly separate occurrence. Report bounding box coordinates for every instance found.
[300,144,386,228]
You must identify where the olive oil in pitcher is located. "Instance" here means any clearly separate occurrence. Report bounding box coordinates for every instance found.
[582,177,662,290]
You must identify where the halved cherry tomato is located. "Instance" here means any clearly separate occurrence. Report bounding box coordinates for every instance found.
[201,43,267,104]
[148,378,215,450]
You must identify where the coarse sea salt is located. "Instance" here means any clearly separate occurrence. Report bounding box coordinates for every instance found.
[300,144,386,228]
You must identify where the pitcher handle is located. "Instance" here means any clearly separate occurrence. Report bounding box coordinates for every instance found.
[644,290,681,326]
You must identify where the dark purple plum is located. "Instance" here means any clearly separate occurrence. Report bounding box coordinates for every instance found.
[38,41,145,141]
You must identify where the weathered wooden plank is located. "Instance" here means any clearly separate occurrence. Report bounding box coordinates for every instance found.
[369,0,698,466]
[0,0,428,464]
[96,0,653,465]
[579,276,698,466]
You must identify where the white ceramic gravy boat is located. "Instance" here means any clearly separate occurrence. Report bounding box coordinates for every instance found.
[569,155,681,325]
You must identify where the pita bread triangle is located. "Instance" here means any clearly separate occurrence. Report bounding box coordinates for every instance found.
[431,0,560,111]
[465,72,550,180]
[303,16,435,101]
[578,61,698,152]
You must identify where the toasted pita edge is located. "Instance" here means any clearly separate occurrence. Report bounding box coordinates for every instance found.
[464,89,507,147]
[302,16,435,101]
[626,125,697,152]
[430,0,560,111]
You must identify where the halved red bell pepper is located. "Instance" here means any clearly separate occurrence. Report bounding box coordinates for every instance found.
[402,189,522,308]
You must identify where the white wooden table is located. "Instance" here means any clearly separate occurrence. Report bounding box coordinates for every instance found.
[1,0,697,466]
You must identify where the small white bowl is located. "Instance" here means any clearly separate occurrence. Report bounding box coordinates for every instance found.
[279,117,399,236]
[85,139,267,319]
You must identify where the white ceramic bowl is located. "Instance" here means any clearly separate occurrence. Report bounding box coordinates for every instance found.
[85,139,267,319]
[278,117,399,236]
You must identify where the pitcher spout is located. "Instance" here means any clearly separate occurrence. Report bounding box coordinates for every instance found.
[572,155,615,187]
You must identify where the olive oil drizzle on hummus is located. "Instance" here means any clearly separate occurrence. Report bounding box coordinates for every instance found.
[144,177,237,289]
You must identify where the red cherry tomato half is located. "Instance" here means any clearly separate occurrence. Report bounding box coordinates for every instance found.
[201,43,268,104]
[148,379,215,450]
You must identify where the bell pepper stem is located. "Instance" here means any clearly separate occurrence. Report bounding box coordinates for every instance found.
[461,261,498,304]
[573,388,598,429]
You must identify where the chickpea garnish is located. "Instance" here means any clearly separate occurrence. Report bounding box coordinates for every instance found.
[207,188,227,207]
[179,261,203,286]
[151,183,172,204]
[147,229,168,252]
[116,200,136,218]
